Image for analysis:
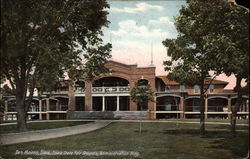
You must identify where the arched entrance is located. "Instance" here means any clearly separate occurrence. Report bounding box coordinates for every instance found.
[156,95,180,111]
[156,95,181,119]
[92,76,130,111]
[93,77,129,87]
[208,97,228,112]
[185,97,200,112]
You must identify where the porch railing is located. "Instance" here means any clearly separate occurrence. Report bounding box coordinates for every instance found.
[75,86,130,94]
[185,106,200,112]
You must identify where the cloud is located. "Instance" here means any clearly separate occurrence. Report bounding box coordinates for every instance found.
[110,2,164,13]
[111,20,173,41]
[148,17,174,27]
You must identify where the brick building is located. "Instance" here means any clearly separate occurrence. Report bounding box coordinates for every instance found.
[2,60,249,120]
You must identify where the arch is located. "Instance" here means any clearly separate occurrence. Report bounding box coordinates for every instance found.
[96,73,130,82]
[7,98,16,102]
[93,76,129,87]
[208,96,228,100]
[137,79,149,86]
[185,96,200,100]
[231,95,249,99]
[156,94,181,98]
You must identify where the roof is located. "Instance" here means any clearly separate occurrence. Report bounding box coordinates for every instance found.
[156,76,179,85]
[156,76,228,86]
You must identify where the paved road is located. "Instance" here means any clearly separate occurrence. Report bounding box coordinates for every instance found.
[0,120,111,145]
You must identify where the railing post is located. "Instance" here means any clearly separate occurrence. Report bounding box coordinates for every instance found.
[102,96,105,111]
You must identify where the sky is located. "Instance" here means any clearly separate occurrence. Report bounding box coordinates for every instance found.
[102,0,241,89]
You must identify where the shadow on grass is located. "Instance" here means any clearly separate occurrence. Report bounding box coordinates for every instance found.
[208,134,249,158]
[162,129,249,158]
[162,128,248,138]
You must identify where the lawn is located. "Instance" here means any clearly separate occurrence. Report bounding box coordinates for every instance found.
[0,121,92,134]
[160,118,249,124]
[0,122,248,159]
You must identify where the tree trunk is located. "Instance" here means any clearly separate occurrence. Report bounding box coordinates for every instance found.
[230,75,242,136]
[200,76,205,137]
[16,80,28,132]
[200,77,206,137]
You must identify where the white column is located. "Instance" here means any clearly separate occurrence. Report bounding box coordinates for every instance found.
[39,99,42,120]
[102,96,105,111]
[117,96,120,111]
[205,98,208,119]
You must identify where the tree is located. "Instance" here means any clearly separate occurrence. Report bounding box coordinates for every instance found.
[162,0,231,136]
[201,1,249,136]
[1,0,111,131]
[130,80,154,133]
[163,0,249,136]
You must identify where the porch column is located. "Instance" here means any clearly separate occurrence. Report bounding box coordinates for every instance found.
[116,96,120,111]
[129,81,137,111]
[205,97,208,119]
[228,98,232,119]
[85,81,92,111]
[39,99,42,120]
[68,83,76,111]
[180,96,184,118]
[46,98,50,120]
[102,96,105,111]
[4,100,8,121]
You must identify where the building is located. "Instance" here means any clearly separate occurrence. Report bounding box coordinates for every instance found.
[2,60,249,121]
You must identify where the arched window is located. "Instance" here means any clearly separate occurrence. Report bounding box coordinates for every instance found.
[137,79,148,86]
[93,77,129,87]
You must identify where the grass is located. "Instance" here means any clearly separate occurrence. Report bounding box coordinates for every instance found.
[0,121,92,134]
[160,118,249,124]
[0,122,248,159]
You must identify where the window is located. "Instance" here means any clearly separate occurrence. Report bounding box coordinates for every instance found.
[194,85,199,94]
[180,85,185,92]
[165,85,171,92]
[209,85,214,93]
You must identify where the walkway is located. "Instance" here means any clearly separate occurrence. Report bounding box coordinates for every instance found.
[0,120,111,145]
